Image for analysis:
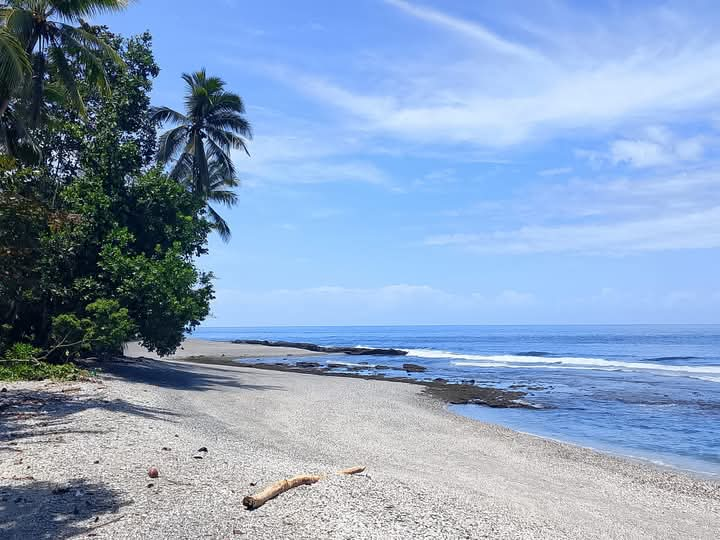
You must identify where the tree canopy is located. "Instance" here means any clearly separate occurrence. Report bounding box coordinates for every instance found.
[0,22,244,359]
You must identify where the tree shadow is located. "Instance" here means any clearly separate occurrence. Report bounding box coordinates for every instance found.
[0,478,129,539]
[0,387,177,446]
[98,357,282,393]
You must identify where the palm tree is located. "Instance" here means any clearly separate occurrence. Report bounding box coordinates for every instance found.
[0,0,127,125]
[151,69,252,197]
[0,26,31,98]
[173,153,240,241]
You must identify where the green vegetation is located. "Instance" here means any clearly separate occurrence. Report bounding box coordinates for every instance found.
[0,2,250,371]
[0,341,90,381]
[0,360,90,381]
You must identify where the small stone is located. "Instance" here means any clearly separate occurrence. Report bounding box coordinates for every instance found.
[197,447,208,453]
[148,467,159,478]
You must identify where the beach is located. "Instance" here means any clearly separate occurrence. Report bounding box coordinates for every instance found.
[1,342,718,539]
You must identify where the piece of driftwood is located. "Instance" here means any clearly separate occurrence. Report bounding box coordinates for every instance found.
[242,466,366,510]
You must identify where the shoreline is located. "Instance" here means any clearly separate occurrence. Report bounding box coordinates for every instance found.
[124,339,530,408]
[124,339,719,477]
[2,357,718,538]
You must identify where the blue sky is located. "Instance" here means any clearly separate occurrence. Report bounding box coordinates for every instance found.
[101,0,720,326]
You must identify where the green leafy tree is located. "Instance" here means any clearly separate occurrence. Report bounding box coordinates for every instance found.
[151,69,251,240]
[0,30,214,358]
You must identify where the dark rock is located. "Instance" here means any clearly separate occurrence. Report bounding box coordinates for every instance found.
[433,378,448,383]
[197,447,208,453]
[295,362,321,368]
[231,339,408,356]
[327,363,347,369]
[402,363,427,373]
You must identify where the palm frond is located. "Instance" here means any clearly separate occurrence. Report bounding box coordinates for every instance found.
[169,150,193,183]
[207,204,232,242]
[205,112,252,138]
[51,0,131,20]
[48,42,85,117]
[207,188,238,207]
[149,105,187,126]
[4,7,34,51]
[0,27,31,94]
[156,125,188,165]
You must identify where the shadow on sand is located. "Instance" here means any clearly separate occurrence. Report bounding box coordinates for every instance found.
[99,357,282,393]
[0,385,177,446]
[0,478,129,539]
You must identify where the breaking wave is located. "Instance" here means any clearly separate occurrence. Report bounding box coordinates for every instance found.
[401,348,720,379]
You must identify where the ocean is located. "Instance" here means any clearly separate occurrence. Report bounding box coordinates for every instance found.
[192,325,720,476]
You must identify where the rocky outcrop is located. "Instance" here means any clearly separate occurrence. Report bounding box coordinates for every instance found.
[231,340,408,356]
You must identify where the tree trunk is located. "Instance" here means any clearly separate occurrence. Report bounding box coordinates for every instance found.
[0,97,9,120]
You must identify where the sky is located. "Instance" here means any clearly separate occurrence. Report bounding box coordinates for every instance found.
[100,0,720,326]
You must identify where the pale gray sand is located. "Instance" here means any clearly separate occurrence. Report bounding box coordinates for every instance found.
[1,358,718,539]
[124,339,325,359]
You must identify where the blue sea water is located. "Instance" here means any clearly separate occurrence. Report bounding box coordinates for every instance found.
[192,325,720,476]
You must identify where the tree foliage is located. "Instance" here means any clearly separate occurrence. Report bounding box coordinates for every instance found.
[0,28,216,359]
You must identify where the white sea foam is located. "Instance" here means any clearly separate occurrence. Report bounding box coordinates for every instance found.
[401,348,720,378]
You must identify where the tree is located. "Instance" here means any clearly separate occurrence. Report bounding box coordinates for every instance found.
[151,69,251,240]
[0,0,127,125]
[0,30,214,358]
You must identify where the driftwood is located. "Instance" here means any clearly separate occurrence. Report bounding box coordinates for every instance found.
[242,466,365,510]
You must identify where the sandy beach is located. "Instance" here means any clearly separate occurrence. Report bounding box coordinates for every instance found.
[1,343,718,539]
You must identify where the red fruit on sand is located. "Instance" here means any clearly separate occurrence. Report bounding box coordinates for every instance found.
[148,467,159,478]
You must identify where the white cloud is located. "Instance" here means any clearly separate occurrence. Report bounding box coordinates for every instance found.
[426,206,720,254]
[538,167,573,177]
[607,126,706,168]
[263,4,720,147]
[425,165,720,254]
[383,0,544,62]
[233,132,391,187]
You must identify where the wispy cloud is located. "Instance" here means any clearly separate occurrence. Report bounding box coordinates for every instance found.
[425,165,720,254]
[578,126,708,168]
[233,132,392,188]
[383,0,544,62]
[426,206,720,255]
[262,3,720,148]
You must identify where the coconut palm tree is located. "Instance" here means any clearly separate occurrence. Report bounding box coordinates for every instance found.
[0,0,127,125]
[151,69,251,197]
[171,153,240,241]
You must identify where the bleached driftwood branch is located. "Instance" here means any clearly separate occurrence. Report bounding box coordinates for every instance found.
[242,466,366,510]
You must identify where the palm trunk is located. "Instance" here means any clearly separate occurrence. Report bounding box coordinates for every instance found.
[0,97,9,120]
